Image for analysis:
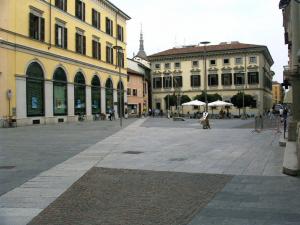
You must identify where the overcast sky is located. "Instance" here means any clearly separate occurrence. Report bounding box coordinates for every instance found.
[112,0,287,82]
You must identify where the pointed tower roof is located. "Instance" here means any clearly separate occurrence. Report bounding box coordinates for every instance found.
[136,25,147,60]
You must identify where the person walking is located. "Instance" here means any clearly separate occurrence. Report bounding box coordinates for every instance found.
[108,108,112,121]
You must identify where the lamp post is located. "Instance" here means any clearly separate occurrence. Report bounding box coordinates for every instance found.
[113,45,123,127]
[200,41,210,112]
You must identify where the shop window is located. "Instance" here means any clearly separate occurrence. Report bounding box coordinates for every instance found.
[74,72,86,115]
[26,62,45,116]
[53,67,67,115]
[91,75,101,115]
[105,78,114,113]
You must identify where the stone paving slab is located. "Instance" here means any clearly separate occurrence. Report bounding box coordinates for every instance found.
[28,167,232,225]
[188,175,300,225]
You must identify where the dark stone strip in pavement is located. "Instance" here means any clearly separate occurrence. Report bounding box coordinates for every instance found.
[28,167,232,225]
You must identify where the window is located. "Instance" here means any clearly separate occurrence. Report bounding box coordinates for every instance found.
[92,9,100,29]
[221,73,232,86]
[105,78,114,113]
[133,89,137,96]
[164,63,170,69]
[191,75,200,87]
[106,45,114,64]
[155,64,160,69]
[248,72,259,84]
[234,73,245,85]
[175,62,181,68]
[192,61,199,67]
[92,39,101,60]
[210,59,216,66]
[75,0,85,21]
[26,62,45,116]
[249,56,257,64]
[91,75,101,115]
[208,74,218,86]
[235,57,243,64]
[153,77,162,89]
[29,13,45,41]
[173,76,182,88]
[223,58,230,64]
[55,24,67,49]
[127,88,131,96]
[53,67,67,115]
[74,72,86,115]
[127,75,130,82]
[106,17,113,36]
[117,25,124,42]
[117,51,125,68]
[75,32,86,55]
[55,0,67,11]
[163,76,172,88]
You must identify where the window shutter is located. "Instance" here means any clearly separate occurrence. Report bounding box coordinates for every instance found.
[98,42,101,60]
[64,0,68,11]
[40,17,45,41]
[55,0,59,7]
[64,27,68,49]
[92,40,96,58]
[111,20,113,36]
[82,2,85,21]
[92,9,95,26]
[55,24,59,46]
[111,48,114,64]
[106,46,109,62]
[121,27,124,41]
[29,13,35,38]
[75,0,79,17]
[75,33,79,53]
[105,18,109,34]
[82,35,86,55]
[97,12,100,29]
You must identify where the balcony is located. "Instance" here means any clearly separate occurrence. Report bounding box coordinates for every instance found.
[283,65,300,78]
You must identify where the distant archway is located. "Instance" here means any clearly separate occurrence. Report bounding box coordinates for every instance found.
[91,75,101,114]
[105,78,114,113]
[53,67,68,115]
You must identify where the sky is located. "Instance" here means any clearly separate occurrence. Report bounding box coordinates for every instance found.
[111,0,288,82]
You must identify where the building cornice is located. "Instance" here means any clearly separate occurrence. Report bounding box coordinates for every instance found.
[148,47,274,66]
[0,39,127,77]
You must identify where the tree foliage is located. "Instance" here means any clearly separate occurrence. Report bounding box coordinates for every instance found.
[164,94,191,109]
[231,92,256,109]
[194,92,222,102]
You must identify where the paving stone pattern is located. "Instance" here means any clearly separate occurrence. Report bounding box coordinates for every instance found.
[188,175,300,225]
[28,167,232,225]
[0,119,135,196]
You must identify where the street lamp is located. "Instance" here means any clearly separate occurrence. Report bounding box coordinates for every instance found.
[113,45,123,127]
[199,41,210,112]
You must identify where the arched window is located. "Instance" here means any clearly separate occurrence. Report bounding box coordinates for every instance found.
[74,72,86,115]
[26,62,44,116]
[91,75,101,115]
[53,67,67,115]
[117,81,124,117]
[105,78,114,113]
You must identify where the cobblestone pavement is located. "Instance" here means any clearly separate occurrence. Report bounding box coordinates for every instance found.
[0,119,136,196]
[0,118,298,225]
[28,167,232,225]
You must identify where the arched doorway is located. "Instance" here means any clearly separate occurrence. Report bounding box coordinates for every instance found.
[74,72,86,115]
[26,62,44,117]
[91,75,101,115]
[53,67,67,115]
[117,81,124,117]
[105,78,114,113]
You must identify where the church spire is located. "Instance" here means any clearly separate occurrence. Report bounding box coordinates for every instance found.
[136,24,147,60]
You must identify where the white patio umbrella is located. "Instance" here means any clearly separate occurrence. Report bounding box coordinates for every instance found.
[208,100,233,107]
[208,100,233,115]
[182,100,205,106]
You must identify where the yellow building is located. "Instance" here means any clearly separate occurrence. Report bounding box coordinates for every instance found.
[148,42,274,116]
[0,0,130,126]
[272,81,284,104]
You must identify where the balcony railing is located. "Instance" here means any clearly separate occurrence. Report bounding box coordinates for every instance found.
[283,65,300,77]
